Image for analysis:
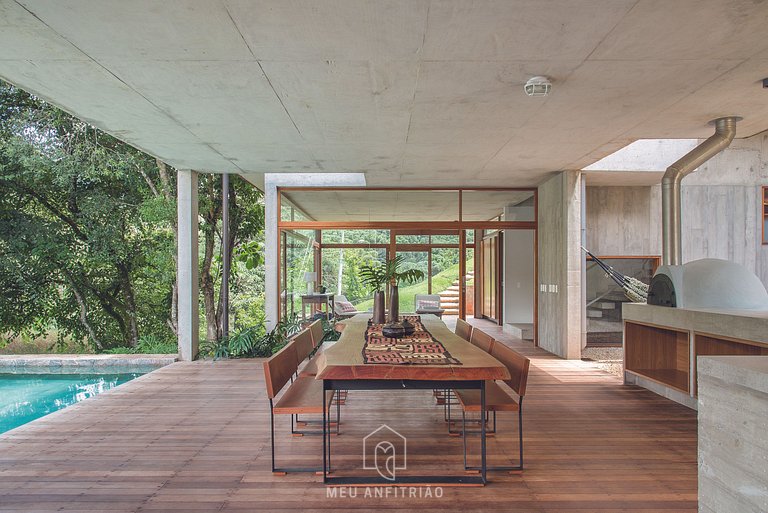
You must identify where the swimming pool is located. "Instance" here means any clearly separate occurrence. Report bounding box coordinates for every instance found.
[0,368,153,434]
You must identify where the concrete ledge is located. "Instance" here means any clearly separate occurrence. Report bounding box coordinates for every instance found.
[698,355,768,513]
[0,354,178,369]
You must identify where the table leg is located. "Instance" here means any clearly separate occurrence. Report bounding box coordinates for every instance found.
[322,380,328,483]
[481,379,487,484]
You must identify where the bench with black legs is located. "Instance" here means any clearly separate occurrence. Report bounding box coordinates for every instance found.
[436,318,475,409]
[454,342,530,472]
[302,319,349,405]
[263,341,339,475]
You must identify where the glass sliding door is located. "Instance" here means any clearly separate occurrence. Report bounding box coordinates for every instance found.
[394,251,429,313]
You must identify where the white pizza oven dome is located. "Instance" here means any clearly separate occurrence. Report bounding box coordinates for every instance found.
[647,258,768,310]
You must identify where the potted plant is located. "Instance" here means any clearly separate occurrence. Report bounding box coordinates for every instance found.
[383,255,425,323]
[359,261,388,324]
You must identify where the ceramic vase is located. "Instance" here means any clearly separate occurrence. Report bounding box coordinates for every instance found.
[372,291,386,324]
[388,284,400,322]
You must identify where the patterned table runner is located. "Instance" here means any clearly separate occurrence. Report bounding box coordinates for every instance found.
[362,316,462,365]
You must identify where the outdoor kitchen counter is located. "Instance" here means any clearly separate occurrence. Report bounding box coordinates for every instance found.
[622,303,768,409]
[698,356,768,513]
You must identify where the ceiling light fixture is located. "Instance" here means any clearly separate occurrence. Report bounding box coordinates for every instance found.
[524,76,552,97]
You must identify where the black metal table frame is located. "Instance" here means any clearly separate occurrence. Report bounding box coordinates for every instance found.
[322,378,487,486]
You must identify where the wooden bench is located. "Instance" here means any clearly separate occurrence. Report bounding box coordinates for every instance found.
[470,328,495,353]
[435,318,475,406]
[455,318,474,342]
[451,341,530,472]
[263,340,338,475]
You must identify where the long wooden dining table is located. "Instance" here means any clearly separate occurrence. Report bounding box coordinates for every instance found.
[315,313,510,486]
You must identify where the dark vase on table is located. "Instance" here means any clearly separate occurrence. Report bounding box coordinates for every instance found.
[388,284,399,322]
[372,290,386,324]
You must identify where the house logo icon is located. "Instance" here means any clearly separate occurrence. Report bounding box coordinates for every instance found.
[362,424,406,481]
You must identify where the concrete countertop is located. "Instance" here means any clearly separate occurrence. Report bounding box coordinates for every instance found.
[623,303,768,344]
[698,355,768,395]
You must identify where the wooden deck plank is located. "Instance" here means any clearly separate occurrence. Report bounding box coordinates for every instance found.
[0,321,697,512]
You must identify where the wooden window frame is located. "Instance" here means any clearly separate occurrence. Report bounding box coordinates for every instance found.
[276,187,539,345]
[762,185,767,245]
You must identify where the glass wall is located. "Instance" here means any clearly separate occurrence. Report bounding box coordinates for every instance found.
[321,247,386,309]
[280,229,316,319]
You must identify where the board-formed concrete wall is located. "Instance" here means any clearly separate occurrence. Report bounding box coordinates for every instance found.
[585,185,661,256]
[585,129,768,288]
[537,171,582,359]
[698,356,768,513]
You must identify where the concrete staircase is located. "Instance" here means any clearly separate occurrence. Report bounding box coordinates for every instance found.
[437,271,474,315]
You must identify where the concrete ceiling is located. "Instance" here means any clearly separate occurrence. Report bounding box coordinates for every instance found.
[282,189,534,222]
[1,0,768,188]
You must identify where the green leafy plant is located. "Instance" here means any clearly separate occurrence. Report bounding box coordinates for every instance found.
[385,255,425,286]
[359,255,425,292]
[200,338,230,360]
[100,334,178,355]
[200,313,302,360]
[136,334,178,354]
[321,317,341,343]
[359,262,388,292]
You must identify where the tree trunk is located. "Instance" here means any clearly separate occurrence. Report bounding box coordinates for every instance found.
[156,159,178,335]
[118,262,140,347]
[200,175,222,341]
[64,272,103,350]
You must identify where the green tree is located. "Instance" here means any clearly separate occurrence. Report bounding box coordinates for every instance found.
[0,82,176,349]
[198,173,264,342]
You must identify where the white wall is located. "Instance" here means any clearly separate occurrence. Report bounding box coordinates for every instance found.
[503,229,534,326]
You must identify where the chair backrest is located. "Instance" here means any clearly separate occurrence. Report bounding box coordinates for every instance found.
[414,294,441,310]
[469,329,495,353]
[262,342,298,399]
[490,343,530,397]
[292,328,314,364]
[454,318,473,341]
[308,319,324,348]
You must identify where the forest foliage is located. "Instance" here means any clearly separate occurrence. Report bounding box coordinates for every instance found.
[0,82,265,353]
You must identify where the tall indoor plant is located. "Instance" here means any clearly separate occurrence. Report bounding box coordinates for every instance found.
[383,255,425,322]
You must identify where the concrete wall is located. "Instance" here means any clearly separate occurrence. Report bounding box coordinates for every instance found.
[698,356,768,513]
[585,185,662,256]
[585,130,768,287]
[682,131,768,286]
[537,171,583,359]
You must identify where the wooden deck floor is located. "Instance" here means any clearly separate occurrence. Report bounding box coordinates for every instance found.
[0,322,697,512]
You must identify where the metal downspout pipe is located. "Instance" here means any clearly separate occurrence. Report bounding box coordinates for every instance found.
[661,116,740,266]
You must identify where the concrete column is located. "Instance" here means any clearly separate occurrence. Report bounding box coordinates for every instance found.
[264,181,279,331]
[263,173,366,331]
[536,171,583,359]
[177,170,199,361]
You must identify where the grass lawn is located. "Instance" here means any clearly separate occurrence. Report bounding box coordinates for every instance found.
[354,259,473,312]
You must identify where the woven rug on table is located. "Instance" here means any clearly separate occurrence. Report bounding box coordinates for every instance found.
[362,316,462,365]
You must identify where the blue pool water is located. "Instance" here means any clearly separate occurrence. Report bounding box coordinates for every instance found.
[0,368,152,434]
